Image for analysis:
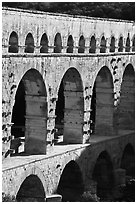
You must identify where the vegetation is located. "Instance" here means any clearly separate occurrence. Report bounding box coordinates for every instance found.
[2,2,135,21]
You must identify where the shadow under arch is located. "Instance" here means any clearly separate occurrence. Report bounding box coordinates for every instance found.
[11,68,48,155]
[57,160,84,201]
[55,67,84,144]
[92,150,114,200]
[90,66,114,135]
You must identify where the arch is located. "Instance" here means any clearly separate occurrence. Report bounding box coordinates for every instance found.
[89,36,96,53]
[11,69,48,155]
[16,174,45,201]
[55,68,84,144]
[78,35,85,53]
[100,36,106,53]
[66,35,74,53]
[54,33,62,53]
[125,34,130,52]
[25,33,34,53]
[90,66,114,135]
[121,144,135,176]
[8,31,18,53]
[132,35,135,52]
[118,64,135,130]
[118,36,123,52]
[92,151,114,200]
[57,160,84,201]
[110,36,115,52]
[40,33,48,53]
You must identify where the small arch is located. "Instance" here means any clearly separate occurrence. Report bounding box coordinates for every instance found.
[57,160,84,201]
[78,35,85,53]
[89,36,96,53]
[54,33,62,53]
[118,36,123,52]
[25,33,34,53]
[40,33,48,53]
[125,34,130,52]
[100,36,106,53]
[110,36,115,52]
[16,175,45,201]
[8,31,18,53]
[92,151,114,200]
[132,35,135,52]
[67,35,74,53]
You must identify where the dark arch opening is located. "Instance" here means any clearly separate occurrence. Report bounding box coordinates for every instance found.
[57,160,84,201]
[121,144,135,177]
[92,151,114,201]
[118,64,135,130]
[90,67,114,135]
[8,31,18,53]
[11,69,47,155]
[100,36,106,53]
[16,175,45,202]
[40,33,48,53]
[67,35,74,53]
[54,33,62,53]
[89,36,96,53]
[25,33,34,53]
[55,68,84,144]
[125,34,130,52]
[110,36,115,52]
[78,35,85,53]
[118,36,123,52]
[132,35,135,52]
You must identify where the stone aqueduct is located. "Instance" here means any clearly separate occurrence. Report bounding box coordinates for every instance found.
[2,7,135,201]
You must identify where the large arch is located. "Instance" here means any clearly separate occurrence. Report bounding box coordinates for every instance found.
[118,64,135,130]
[11,69,48,154]
[55,68,84,144]
[92,151,114,200]
[90,66,114,135]
[57,160,84,201]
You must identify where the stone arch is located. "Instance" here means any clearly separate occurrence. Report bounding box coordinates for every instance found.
[125,34,130,52]
[89,35,96,53]
[54,32,62,53]
[118,64,135,130]
[100,36,106,53]
[8,31,18,53]
[132,35,135,52]
[118,36,123,52]
[55,68,84,144]
[92,151,114,200]
[11,69,48,154]
[110,36,115,52]
[78,35,85,53]
[90,66,114,135]
[40,33,48,53]
[57,160,84,201]
[25,33,34,53]
[121,143,135,176]
[67,35,74,53]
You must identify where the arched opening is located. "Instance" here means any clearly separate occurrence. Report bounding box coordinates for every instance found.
[132,35,135,52]
[90,67,114,135]
[100,36,106,53]
[121,144,135,177]
[67,35,74,53]
[40,33,48,53]
[110,36,115,52]
[78,35,85,53]
[57,161,84,201]
[54,33,62,53]
[25,33,34,53]
[92,151,114,201]
[118,64,135,131]
[11,69,47,155]
[16,175,45,201]
[89,36,96,53]
[118,36,123,52]
[8,31,18,53]
[55,68,84,144]
[125,34,130,52]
